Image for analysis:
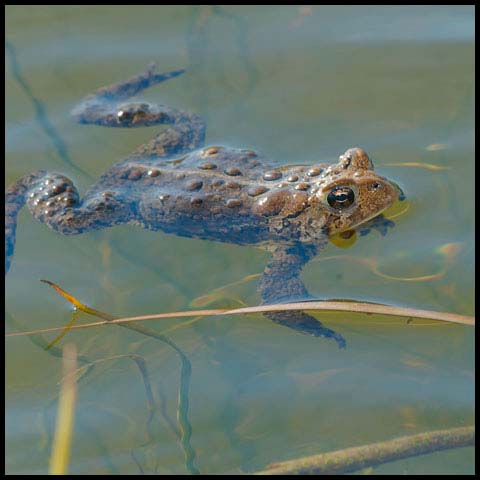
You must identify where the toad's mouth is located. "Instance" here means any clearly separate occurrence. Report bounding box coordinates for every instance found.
[347,207,390,231]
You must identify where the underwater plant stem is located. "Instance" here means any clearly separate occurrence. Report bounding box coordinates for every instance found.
[255,425,474,475]
[49,343,78,475]
[39,279,199,475]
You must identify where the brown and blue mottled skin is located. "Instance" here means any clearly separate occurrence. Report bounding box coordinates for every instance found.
[5,65,403,348]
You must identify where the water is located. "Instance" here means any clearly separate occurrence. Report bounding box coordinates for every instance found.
[5,5,474,475]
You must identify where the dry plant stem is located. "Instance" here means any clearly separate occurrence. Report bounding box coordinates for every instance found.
[255,426,474,475]
[5,300,474,338]
[228,302,474,326]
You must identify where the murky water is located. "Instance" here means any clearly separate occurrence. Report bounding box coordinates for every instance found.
[6,5,474,474]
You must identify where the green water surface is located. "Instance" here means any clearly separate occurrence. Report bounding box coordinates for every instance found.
[5,5,474,475]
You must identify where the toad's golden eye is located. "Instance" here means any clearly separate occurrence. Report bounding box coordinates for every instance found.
[117,109,134,124]
[327,186,355,209]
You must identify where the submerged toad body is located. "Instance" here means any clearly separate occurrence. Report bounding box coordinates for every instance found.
[5,65,403,348]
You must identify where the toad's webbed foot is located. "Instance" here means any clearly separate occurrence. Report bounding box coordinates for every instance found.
[264,310,346,349]
[259,243,346,349]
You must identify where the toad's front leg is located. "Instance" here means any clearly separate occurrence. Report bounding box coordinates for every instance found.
[259,243,346,349]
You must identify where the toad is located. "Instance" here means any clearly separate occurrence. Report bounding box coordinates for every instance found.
[5,65,404,348]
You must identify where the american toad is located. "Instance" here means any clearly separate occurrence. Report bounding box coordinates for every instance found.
[5,65,404,348]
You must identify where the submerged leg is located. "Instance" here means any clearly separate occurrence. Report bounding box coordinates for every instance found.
[6,172,40,274]
[71,64,206,157]
[6,65,206,274]
[5,171,132,274]
[259,243,346,349]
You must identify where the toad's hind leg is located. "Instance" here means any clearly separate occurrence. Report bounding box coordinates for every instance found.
[71,63,206,157]
[259,243,346,349]
[5,171,132,274]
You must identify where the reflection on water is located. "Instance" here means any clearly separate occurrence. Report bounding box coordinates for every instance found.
[5,40,92,182]
[5,5,474,475]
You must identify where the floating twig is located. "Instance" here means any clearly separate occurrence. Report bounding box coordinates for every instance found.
[6,293,474,339]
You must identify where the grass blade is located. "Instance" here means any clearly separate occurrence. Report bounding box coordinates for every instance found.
[49,343,78,475]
